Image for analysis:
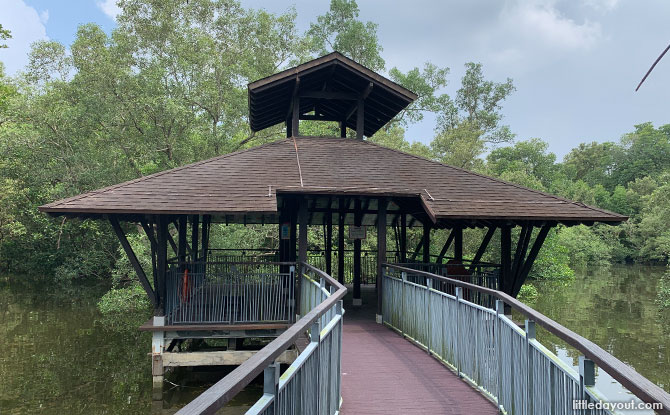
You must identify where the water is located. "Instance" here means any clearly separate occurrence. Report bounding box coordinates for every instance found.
[1,265,668,413]
[529,265,670,408]
[0,276,260,414]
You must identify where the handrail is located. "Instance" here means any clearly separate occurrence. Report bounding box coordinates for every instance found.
[385,263,670,413]
[175,262,347,415]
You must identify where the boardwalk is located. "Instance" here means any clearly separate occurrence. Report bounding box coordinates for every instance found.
[340,289,497,415]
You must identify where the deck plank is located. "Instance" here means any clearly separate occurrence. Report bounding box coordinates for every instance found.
[340,298,498,415]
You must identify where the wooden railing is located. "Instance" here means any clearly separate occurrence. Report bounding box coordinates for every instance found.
[383,264,670,415]
[175,262,346,415]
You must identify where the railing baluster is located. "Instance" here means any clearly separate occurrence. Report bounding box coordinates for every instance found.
[525,320,536,415]
[455,286,462,378]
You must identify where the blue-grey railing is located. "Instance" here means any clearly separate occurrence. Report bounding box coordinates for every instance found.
[246,269,343,415]
[383,264,670,415]
[175,262,346,415]
[165,261,295,325]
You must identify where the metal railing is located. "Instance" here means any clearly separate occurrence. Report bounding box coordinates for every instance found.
[165,261,295,325]
[246,266,343,415]
[175,262,346,415]
[382,264,670,415]
[208,248,400,285]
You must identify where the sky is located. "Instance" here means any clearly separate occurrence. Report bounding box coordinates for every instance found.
[0,0,669,158]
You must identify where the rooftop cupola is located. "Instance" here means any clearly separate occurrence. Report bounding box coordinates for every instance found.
[247,52,418,139]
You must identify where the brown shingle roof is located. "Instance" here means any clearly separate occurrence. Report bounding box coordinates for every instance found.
[248,52,417,137]
[39,137,626,224]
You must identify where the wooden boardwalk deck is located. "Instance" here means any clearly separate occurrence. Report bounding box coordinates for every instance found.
[340,288,497,415]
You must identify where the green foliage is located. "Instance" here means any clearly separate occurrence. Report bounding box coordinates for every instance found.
[517,284,539,303]
[530,229,575,280]
[307,0,385,71]
[0,23,10,48]
[98,283,152,318]
[555,225,612,267]
[657,266,670,313]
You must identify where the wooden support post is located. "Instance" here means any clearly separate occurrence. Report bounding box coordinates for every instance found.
[286,118,292,137]
[454,227,463,263]
[297,198,308,315]
[167,231,179,257]
[410,238,423,262]
[356,98,364,140]
[469,227,495,273]
[156,216,169,315]
[353,199,362,306]
[110,216,157,308]
[140,220,158,289]
[178,216,187,271]
[201,215,211,263]
[292,95,300,137]
[377,197,387,322]
[400,214,407,263]
[512,225,551,296]
[339,121,346,138]
[500,225,512,297]
[422,222,431,264]
[338,198,345,284]
[437,229,455,264]
[190,215,199,263]
[512,225,532,279]
[326,212,332,275]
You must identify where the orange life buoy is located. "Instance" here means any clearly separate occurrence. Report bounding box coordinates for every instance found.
[180,269,190,303]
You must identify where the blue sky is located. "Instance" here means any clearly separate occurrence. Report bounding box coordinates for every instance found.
[1,0,669,159]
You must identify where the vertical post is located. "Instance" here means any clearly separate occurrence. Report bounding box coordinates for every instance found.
[500,225,512,307]
[401,271,407,335]
[422,222,431,265]
[356,98,364,139]
[496,300,505,414]
[201,215,210,263]
[400,214,407,263]
[311,319,321,414]
[353,199,362,306]
[289,266,296,321]
[455,286,462,378]
[263,362,280,415]
[339,120,346,138]
[178,216,187,272]
[454,226,463,263]
[525,320,536,415]
[376,197,387,322]
[286,118,292,137]
[156,216,168,315]
[292,95,300,137]
[426,277,432,354]
[579,356,595,411]
[326,212,332,276]
[190,215,199,263]
[297,198,308,317]
[338,202,345,284]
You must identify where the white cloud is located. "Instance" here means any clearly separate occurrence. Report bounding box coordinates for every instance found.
[584,0,620,11]
[0,0,48,75]
[39,9,49,25]
[502,1,602,51]
[97,0,121,21]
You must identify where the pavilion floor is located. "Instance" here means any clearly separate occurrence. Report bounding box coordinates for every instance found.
[340,286,498,415]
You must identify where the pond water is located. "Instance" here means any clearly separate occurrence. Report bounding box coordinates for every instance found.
[0,276,260,414]
[1,265,668,414]
[529,265,670,409]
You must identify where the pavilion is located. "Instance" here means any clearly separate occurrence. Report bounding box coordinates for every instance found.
[39,52,626,386]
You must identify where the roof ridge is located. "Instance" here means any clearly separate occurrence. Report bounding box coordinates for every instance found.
[359,139,627,220]
[42,139,292,209]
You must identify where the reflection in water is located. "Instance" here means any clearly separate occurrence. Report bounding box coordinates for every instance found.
[0,276,260,414]
[529,265,670,412]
